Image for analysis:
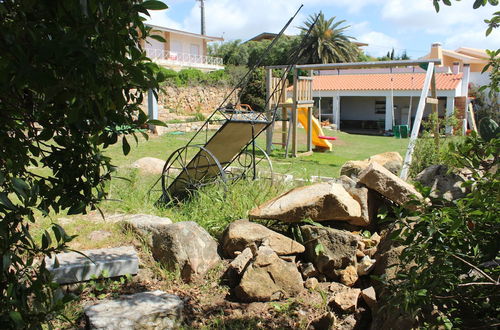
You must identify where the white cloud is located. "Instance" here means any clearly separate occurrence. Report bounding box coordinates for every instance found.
[357,31,402,57]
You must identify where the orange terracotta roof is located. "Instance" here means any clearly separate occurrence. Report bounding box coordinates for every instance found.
[313,73,462,91]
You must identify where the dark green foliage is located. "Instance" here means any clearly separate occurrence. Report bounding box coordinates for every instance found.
[159,67,229,87]
[386,133,500,328]
[0,0,166,327]
[239,68,266,112]
[297,12,360,64]
[479,117,500,142]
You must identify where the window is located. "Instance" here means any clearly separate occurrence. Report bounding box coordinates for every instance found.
[375,100,386,114]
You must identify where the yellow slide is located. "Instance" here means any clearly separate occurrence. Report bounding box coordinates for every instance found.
[297,107,333,151]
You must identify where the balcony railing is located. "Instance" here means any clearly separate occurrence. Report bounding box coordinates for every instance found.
[145,48,223,68]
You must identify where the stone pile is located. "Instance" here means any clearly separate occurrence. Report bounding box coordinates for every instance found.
[82,152,463,329]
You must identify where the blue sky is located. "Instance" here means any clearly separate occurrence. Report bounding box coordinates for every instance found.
[146,0,499,58]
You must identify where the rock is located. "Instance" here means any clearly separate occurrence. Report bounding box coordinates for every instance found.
[299,262,319,278]
[340,160,370,178]
[363,247,377,258]
[368,152,403,175]
[87,230,112,241]
[121,214,173,246]
[373,246,405,284]
[414,164,467,201]
[228,247,253,275]
[329,282,361,313]
[346,185,383,227]
[305,277,319,290]
[357,256,376,276]
[131,157,166,175]
[85,290,183,329]
[152,221,220,282]
[249,183,361,223]
[358,162,423,210]
[310,312,336,329]
[221,219,304,258]
[235,245,303,302]
[361,287,377,310]
[301,226,358,280]
[45,246,139,284]
[338,265,358,287]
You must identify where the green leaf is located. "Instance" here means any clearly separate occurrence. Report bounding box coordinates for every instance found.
[142,1,168,10]
[442,0,452,5]
[0,193,17,210]
[9,311,23,327]
[147,119,167,127]
[473,0,485,9]
[12,178,29,200]
[122,136,131,155]
[314,243,324,255]
[149,34,166,43]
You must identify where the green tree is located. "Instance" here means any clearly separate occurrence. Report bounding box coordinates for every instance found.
[0,0,166,327]
[209,40,249,66]
[297,12,360,64]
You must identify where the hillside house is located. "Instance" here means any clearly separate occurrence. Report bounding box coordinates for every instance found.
[143,24,224,72]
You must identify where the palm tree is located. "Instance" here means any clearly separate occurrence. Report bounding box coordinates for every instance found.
[298,12,359,64]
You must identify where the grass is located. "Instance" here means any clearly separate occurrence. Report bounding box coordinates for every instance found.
[31,127,410,328]
[104,128,409,179]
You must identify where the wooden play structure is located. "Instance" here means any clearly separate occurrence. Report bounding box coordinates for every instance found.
[264,59,445,180]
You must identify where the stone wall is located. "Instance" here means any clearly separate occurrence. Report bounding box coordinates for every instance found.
[157,85,238,118]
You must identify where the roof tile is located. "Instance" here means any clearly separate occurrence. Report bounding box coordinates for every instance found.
[313,73,462,91]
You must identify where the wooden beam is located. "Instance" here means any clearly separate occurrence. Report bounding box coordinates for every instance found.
[400,62,435,180]
[265,68,273,155]
[291,68,298,157]
[265,58,442,70]
[306,71,313,153]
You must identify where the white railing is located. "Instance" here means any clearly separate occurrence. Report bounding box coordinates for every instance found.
[145,48,223,67]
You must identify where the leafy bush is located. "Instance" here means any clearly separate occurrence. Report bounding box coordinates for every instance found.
[158,67,182,86]
[0,0,166,327]
[240,67,266,112]
[386,132,499,328]
[178,68,206,85]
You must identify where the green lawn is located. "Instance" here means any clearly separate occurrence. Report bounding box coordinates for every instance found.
[104,128,409,179]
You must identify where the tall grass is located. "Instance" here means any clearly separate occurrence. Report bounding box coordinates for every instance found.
[102,169,290,238]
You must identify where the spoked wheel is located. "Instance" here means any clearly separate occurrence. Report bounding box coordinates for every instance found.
[160,145,227,203]
[227,144,274,185]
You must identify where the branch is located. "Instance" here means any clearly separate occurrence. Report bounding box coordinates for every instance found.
[451,253,498,284]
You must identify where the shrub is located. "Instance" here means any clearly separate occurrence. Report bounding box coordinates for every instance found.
[0,0,166,327]
[385,132,500,328]
[178,68,206,86]
[158,67,181,86]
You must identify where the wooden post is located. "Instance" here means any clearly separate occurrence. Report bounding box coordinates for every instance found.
[265,68,273,154]
[400,62,435,180]
[291,67,298,157]
[468,103,478,132]
[306,70,313,152]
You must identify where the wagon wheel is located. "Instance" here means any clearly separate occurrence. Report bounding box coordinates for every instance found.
[160,145,227,203]
[230,144,274,185]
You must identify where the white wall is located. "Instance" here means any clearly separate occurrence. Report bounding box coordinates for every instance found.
[170,34,205,55]
[340,97,386,121]
[469,71,491,88]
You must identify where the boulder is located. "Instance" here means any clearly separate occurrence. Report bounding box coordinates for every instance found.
[358,162,423,210]
[414,164,467,201]
[249,183,361,223]
[357,256,376,276]
[131,157,166,175]
[338,265,359,287]
[228,247,253,275]
[299,262,319,278]
[152,221,220,282]
[221,219,304,258]
[329,282,361,313]
[340,160,370,178]
[85,290,183,329]
[301,225,358,280]
[368,152,403,175]
[121,214,173,246]
[305,277,319,290]
[235,245,303,302]
[361,287,377,310]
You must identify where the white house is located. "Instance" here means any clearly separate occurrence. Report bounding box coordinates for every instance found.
[143,24,224,72]
[313,68,465,132]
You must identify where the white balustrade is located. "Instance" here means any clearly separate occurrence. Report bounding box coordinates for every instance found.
[145,48,223,68]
